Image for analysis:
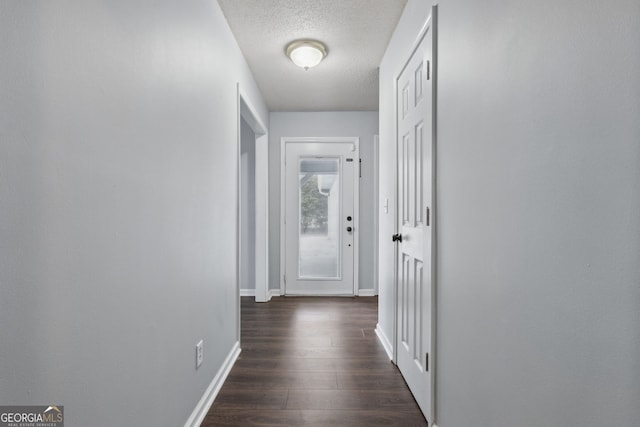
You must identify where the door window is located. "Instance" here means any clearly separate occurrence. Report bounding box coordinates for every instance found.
[298,158,341,279]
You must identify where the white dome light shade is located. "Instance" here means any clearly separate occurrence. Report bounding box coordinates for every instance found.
[286,40,327,70]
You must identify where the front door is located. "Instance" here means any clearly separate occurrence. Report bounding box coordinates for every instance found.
[395,9,436,424]
[283,139,358,295]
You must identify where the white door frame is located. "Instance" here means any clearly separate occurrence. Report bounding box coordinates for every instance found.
[280,137,360,296]
[373,135,380,295]
[392,5,438,423]
[236,84,269,312]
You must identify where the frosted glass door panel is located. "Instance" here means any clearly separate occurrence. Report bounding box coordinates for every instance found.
[298,158,341,279]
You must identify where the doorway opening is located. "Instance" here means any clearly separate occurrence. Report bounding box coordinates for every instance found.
[236,86,269,338]
[240,118,256,297]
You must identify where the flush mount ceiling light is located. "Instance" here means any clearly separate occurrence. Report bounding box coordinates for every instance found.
[286,40,328,70]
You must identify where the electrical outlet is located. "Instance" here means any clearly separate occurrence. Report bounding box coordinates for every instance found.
[195,340,204,369]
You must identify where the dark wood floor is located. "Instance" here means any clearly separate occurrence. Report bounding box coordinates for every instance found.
[202,296,427,426]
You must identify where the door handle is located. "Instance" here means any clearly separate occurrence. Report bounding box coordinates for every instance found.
[392,233,402,242]
[346,226,353,232]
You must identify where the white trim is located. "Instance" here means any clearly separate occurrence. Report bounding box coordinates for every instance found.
[240,288,256,297]
[353,140,360,295]
[237,86,269,304]
[375,324,393,361]
[373,135,380,294]
[280,137,360,296]
[183,341,241,427]
[268,288,281,300]
[358,289,377,297]
[235,84,241,344]
[279,138,286,295]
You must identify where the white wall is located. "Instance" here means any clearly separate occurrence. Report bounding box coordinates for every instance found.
[269,112,379,292]
[0,1,267,426]
[240,118,256,292]
[379,0,640,426]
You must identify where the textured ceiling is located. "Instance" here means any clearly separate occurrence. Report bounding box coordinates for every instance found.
[217,0,408,111]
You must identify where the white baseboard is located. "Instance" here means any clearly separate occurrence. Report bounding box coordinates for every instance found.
[375,323,393,361]
[268,288,281,300]
[240,288,256,297]
[183,341,241,427]
[265,289,375,297]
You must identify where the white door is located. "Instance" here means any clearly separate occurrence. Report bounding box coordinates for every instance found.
[283,139,358,295]
[395,10,436,424]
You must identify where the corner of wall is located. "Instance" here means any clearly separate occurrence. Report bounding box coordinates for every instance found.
[375,323,394,360]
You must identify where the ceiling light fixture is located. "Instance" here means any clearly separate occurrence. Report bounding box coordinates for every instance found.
[286,40,328,70]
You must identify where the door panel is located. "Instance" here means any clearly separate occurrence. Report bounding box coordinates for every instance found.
[284,141,358,295]
[395,11,435,423]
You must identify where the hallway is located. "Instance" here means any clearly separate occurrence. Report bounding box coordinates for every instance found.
[203,297,427,426]
[2,1,638,425]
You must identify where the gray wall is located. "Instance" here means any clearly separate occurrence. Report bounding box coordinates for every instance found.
[379,0,640,426]
[240,118,256,291]
[0,1,267,426]
[269,112,379,292]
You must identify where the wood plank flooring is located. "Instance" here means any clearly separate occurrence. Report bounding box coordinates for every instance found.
[202,296,427,426]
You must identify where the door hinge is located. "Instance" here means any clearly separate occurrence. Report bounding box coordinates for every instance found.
[359,158,362,178]
[426,352,429,371]
[426,206,430,226]
[427,60,431,80]
[283,274,286,285]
